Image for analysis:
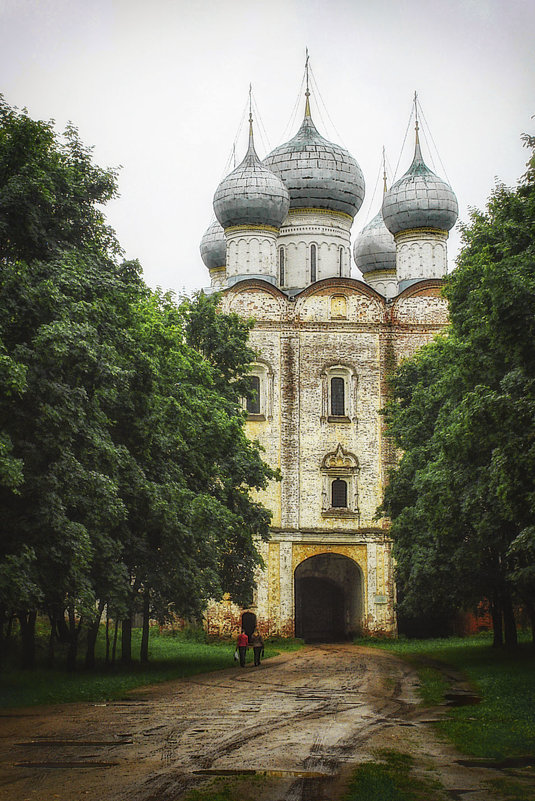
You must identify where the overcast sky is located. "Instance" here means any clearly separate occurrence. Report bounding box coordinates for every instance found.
[1,0,534,295]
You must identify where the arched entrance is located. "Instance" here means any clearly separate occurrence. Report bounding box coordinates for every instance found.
[294,553,363,642]
[241,611,256,637]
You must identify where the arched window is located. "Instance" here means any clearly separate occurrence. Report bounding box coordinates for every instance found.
[330,377,345,416]
[339,246,343,276]
[245,375,260,415]
[310,244,317,283]
[321,444,359,517]
[331,479,348,508]
[279,247,285,286]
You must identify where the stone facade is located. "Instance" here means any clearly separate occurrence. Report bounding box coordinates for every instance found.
[204,277,448,640]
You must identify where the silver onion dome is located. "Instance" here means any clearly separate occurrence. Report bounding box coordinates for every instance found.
[382,132,458,235]
[353,210,396,275]
[213,121,290,230]
[200,219,226,270]
[264,106,365,218]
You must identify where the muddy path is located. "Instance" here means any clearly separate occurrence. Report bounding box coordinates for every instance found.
[0,645,522,800]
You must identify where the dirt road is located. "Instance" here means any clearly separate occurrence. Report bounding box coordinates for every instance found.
[0,645,514,800]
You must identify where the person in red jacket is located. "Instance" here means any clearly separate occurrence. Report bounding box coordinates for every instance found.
[237,630,248,667]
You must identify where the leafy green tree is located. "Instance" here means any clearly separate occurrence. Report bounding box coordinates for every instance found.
[0,96,120,263]
[381,136,535,646]
[0,98,277,668]
[113,290,276,663]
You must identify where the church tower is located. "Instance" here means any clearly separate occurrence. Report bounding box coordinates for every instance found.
[199,71,457,641]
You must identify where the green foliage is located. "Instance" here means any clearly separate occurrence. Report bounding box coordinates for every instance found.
[381,135,535,641]
[343,750,441,801]
[356,634,535,760]
[0,626,302,707]
[0,95,120,262]
[0,98,276,668]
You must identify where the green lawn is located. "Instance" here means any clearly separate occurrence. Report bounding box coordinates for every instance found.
[356,633,535,760]
[0,627,302,708]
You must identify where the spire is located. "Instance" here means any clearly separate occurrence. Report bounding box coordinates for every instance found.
[382,146,388,194]
[243,83,260,165]
[412,90,424,166]
[304,48,311,118]
[247,83,255,153]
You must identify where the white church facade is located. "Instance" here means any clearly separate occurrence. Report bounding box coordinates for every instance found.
[199,89,458,641]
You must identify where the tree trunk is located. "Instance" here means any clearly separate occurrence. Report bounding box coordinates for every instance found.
[112,617,119,665]
[525,600,535,646]
[491,596,503,648]
[105,611,110,665]
[85,601,105,668]
[140,593,150,664]
[18,609,37,669]
[503,592,518,649]
[47,614,56,667]
[65,606,82,671]
[121,615,132,664]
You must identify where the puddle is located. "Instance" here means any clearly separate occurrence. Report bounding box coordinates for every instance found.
[14,760,119,768]
[17,739,132,747]
[456,755,535,769]
[193,768,330,778]
[444,693,482,707]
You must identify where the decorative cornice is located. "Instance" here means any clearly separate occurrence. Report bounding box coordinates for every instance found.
[288,207,353,221]
[394,227,449,240]
[224,224,279,235]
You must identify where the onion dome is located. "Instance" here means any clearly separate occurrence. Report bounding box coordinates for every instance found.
[353,210,396,275]
[213,118,290,230]
[263,100,365,218]
[382,125,458,235]
[200,219,226,270]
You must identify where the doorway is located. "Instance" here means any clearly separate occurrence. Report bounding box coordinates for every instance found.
[294,553,363,642]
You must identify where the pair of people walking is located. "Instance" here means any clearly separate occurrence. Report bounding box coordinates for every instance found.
[236,628,264,667]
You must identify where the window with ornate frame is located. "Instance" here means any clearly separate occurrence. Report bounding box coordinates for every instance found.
[242,361,274,421]
[321,444,359,517]
[320,365,357,423]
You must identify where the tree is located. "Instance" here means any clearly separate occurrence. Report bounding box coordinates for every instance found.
[112,290,276,662]
[381,136,535,646]
[0,98,277,667]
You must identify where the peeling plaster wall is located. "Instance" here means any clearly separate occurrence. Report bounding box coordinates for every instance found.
[207,278,447,639]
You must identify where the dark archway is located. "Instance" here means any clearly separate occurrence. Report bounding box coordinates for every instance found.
[241,611,256,637]
[294,553,363,642]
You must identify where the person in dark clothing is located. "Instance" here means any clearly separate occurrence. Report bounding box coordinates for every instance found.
[237,630,248,667]
[249,628,264,666]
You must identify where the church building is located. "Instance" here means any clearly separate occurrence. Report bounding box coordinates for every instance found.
[199,85,458,641]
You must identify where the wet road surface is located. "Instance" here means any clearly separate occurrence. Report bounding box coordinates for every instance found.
[0,645,518,800]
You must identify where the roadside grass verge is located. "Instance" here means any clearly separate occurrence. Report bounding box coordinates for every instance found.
[355,633,535,760]
[342,750,442,801]
[0,626,303,709]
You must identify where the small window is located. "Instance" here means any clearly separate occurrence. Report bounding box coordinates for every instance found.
[330,377,345,416]
[331,479,347,508]
[279,247,285,286]
[246,375,260,415]
[310,244,317,283]
[339,247,343,276]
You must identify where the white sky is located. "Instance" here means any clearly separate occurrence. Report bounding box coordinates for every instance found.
[1,0,534,296]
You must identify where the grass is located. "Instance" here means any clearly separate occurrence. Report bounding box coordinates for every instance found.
[0,625,303,708]
[356,632,535,761]
[342,750,442,801]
